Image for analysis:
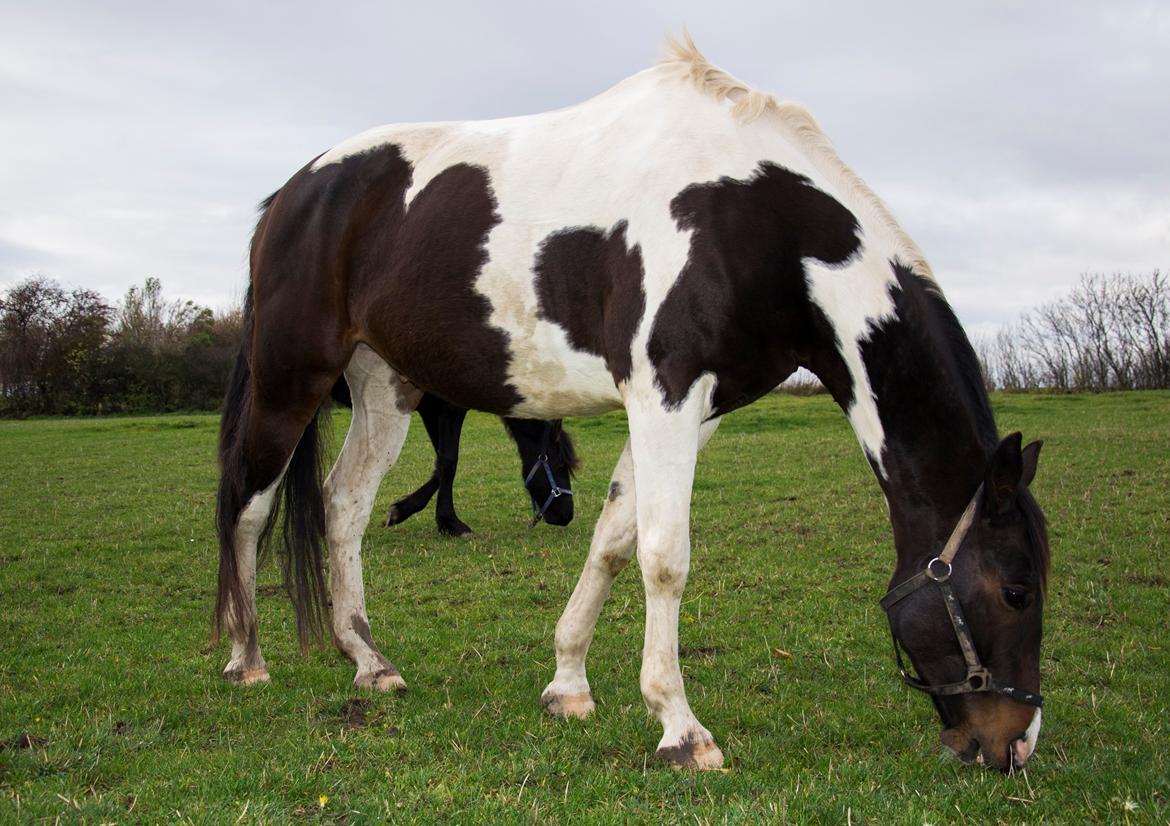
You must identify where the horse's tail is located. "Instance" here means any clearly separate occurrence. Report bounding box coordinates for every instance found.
[213,293,332,650]
[275,408,330,649]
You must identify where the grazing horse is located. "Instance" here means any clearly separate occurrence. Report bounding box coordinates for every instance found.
[214,36,1050,772]
[330,379,577,535]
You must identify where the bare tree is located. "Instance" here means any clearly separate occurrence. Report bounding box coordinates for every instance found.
[981,271,1169,391]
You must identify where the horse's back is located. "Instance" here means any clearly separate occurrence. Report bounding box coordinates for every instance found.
[249,63,875,419]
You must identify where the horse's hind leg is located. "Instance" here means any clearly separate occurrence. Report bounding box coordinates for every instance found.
[542,417,721,720]
[221,475,283,685]
[325,345,420,690]
[218,370,338,685]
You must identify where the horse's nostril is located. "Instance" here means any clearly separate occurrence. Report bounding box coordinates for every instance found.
[1010,736,1033,767]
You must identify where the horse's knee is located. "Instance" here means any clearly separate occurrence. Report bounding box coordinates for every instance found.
[639,543,689,598]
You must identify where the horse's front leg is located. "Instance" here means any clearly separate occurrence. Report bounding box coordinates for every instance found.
[542,417,720,720]
[541,440,636,718]
[627,383,723,769]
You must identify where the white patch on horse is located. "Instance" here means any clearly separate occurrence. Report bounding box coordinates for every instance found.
[324,344,413,690]
[223,470,285,683]
[1015,708,1042,765]
[804,253,897,476]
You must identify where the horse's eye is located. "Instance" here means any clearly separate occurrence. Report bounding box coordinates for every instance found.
[1002,586,1030,610]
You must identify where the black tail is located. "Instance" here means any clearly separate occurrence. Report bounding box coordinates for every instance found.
[277,409,330,648]
[213,289,331,649]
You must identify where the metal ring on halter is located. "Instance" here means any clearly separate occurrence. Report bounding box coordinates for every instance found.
[926,557,952,582]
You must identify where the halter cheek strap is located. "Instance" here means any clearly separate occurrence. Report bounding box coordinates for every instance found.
[880,484,1043,709]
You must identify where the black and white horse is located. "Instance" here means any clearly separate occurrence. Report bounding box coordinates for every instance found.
[330,380,576,535]
[214,36,1050,771]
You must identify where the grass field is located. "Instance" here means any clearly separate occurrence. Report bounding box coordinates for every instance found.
[1,391,1168,824]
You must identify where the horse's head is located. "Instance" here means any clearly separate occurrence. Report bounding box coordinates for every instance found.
[508,419,578,527]
[883,433,1048,771]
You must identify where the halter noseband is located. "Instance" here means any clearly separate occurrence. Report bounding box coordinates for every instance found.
[879,484,1043,709]
[523,422,572,528]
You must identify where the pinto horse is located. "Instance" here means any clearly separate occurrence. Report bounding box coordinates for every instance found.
[214,36,1050,771]
[330,380,577,535]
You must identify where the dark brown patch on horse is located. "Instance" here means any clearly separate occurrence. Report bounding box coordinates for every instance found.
[350,613,398,673]
[648,162,861,415]
[600,552,630,577]
[655,733,714,767]
[607,480,622,502]
[534,221,646,383]
[325,148,521,413]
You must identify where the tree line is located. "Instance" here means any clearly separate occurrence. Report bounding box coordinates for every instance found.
[977,271,1169,392]
[2,270,1167,417]
[0,276,242,416]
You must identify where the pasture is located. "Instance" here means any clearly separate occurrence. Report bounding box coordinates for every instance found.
[1,391,1167,823]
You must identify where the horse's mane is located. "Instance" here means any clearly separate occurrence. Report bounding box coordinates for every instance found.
[659,33,933,281]
[890,262,1050,588]
[658,32,778,123]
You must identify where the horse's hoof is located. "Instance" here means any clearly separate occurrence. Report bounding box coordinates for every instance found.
[436,520,473,538]
[223,666,270,686]
[384,506,404,527]
[656,733,724,770]
[541,689,595,719]
[355,668,406,692]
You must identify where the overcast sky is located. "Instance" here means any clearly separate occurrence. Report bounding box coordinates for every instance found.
[2,1,1167,336]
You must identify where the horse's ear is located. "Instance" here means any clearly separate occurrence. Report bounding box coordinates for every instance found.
[1020,440,1042,488]
[984,432,1024,515]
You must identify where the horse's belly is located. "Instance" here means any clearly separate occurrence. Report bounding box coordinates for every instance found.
[504,337,624,418]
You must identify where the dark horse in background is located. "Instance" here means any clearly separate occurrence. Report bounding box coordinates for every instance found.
[213,36,1050,772]
[330,379,577,535]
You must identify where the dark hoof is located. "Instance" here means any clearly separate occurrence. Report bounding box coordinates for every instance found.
[436,518,473,538]
[384,505,405,527]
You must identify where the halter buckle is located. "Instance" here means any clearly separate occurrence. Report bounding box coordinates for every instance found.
[925,557,952,582]
[964,667,992,692]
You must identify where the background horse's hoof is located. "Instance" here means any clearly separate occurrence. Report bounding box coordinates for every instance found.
[656,734,724,770]
[355,667,406,692]
[436,517,473,538]
[383,505,404,527]
[222,667,270,686]
[540,689,595,719]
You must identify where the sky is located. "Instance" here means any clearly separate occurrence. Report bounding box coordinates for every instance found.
[1,0,1167,337]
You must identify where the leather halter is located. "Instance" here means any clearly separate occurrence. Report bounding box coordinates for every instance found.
[880,484,1043,708]
[523,422,572,528]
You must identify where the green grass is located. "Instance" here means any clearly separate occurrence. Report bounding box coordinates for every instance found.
[1,391,1167,824]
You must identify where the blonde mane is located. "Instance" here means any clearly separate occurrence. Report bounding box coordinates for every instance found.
[659,32,778,124]
[658,33,934,281]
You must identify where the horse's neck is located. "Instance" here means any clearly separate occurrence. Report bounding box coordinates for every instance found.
[814,264,996,571]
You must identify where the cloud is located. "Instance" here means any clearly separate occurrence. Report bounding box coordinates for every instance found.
[1,0,1166,332]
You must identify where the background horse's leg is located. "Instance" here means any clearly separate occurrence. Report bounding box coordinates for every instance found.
[325,346,419,690]
[627,384,723,770]
[383,474,439,527]
[425,399,472,537]
[542,418,720,719]
[383,395,472,537]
